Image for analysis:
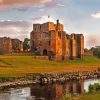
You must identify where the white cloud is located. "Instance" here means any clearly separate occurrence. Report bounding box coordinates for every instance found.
[56,3,64,7]
[91,12,100,19]
[40,0,52,4]
[0,20,32,40]
[0,16,56,40]
[86,34,100,48]
[39,8,45,12]
[0,0,53,10]
[31,16,55,24]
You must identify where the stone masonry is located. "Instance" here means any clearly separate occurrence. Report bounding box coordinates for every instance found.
[0,37,23,54]
[30,20,84,60]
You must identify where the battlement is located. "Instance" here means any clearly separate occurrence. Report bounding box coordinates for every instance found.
[33,20,64,32]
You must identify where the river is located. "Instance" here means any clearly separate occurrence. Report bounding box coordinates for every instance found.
[0,79,100,100]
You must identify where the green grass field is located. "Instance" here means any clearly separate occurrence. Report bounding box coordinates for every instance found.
[74,93,100,100]
[0,53,100,76]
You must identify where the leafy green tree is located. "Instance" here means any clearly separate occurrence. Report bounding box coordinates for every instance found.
[88,83,100,93]
[88,84,94,93]
[84,48,89,52]
[23,38,30,51]
[90,47,100,58]
[98,51,100,58]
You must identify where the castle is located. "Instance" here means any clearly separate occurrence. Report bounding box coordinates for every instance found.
[30,20,84,60]
[0,37,23,54]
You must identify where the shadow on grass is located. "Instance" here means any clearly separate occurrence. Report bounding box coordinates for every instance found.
[0,59,12,66]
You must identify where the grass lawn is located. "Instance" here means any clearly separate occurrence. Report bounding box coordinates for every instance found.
[0,53,100,76]
[74,93,100,100]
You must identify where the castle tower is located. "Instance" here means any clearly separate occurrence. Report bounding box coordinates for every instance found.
[30,20,84,60]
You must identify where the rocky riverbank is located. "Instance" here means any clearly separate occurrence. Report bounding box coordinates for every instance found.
[0,69,100,90]
[39,69,100,84]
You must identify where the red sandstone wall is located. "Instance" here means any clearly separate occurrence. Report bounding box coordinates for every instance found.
[71,39,77,58]
[0,37,12,54]
[0,37,23,54]
[31,21,84,60]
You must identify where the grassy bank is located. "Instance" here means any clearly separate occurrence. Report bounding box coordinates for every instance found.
[0,54,100,76]
[73,93,100,100]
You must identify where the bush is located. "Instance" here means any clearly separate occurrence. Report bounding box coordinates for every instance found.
[88,83,100,93]
[93,48,100,58]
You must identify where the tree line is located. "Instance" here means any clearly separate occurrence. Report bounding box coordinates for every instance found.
[88,83,100,93]
[92,48,100,58]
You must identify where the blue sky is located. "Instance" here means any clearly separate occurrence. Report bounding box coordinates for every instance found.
[0,0,100,48]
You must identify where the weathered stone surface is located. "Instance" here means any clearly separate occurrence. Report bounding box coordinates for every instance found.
[0,37,23,54]
[30,20,84,60]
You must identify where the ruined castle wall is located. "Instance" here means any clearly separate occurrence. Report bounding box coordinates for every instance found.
[62,32,66,57]
[0,37,24,54]
[20,41,23,52]
[76,34,84,59]
[50,31,56,55]
[48,22,56,31]
[80,35,84,59]
[12,39,23,52]
[49,30,63,57]
[55,31,62,56]
[33,22,56,33]
[81,35,84,53]
[30,31,42,47]
[71,39,77,59]
[41,32,51,54]
[41,23,49,32]
[66,38,71,58]
[0,37,12,54]
[62,32,71,60]
[56,23,64,31]
[33,24,41,32]
[30,31,51,55]
[31,21,84,60]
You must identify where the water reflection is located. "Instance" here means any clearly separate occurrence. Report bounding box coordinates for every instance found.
[30,81,84,100]
[84,79,100,92]
[0,87,31,100]
[0,79,99,100]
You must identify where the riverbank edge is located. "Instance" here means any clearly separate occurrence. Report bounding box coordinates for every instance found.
[0,69,100,90]
[0,68,100,91]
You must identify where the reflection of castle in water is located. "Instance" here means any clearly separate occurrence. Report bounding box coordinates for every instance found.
[31,80,84,100]
[0,81,84,100]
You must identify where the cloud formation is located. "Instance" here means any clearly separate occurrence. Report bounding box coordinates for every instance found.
[0,0,65,11]
[0,0,53,10]
[0,0,3,3]
[86,34,100,48]
[0,20,32,40]
[31,15,55,23]
[0,0,52,5]
[0,16,55,40]
[45,1,64,8]
[91,12,100,19]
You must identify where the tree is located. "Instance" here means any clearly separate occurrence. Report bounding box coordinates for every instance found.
[84,48,89,52]
[88,84,94,93]
[90,47,100,58]
[23,38,30,51]
[98,51,100,58]
[88,83,100,93]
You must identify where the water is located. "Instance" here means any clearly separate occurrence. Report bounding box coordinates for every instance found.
[0,79,100,100]
[84,79,100,92]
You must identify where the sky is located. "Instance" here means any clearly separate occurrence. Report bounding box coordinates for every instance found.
[0,0,100,48]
